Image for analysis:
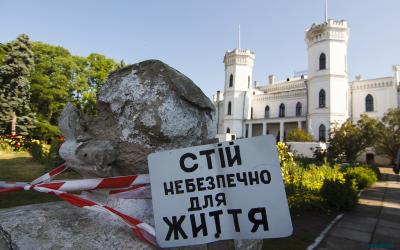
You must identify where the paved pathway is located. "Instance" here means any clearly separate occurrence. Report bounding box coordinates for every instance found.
[317,167,400,250]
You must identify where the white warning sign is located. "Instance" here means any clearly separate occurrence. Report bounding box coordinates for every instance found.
[148,135,292,247]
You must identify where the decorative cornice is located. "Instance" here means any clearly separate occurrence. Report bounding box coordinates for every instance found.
[307,74,348,82]
[252,89,307,102]
[351,78,394,91]
[260,80,306,93]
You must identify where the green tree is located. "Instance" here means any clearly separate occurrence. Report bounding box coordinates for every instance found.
[375,108,400,164]
[328,115,382,163]
[28,42,117,138]
[0,34,35,135]
[357,114,380,147]
[0,43,10,65]
[328,120,365,163]
[78,53,117,113]
[29,42,81,139]
[286,128,314,142]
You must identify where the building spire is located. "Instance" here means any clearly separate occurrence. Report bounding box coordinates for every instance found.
[238,24,241,49]
[325,0,328,22]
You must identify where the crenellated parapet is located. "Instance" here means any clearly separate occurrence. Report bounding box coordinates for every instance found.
[223,48,255,67]
[305,19,349,48]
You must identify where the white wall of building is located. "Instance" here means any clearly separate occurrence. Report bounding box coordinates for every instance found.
[351,77,399,122]
[287,141,327,158]
[213,18,399,157]
[252,96,307,119]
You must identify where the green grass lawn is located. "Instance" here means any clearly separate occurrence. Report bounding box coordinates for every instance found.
[0,150,80,208]
[262,211,338,250]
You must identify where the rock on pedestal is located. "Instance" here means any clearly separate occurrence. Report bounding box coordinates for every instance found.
[58,59,217,178]
[0,60,262,250]
[0,201,154,250]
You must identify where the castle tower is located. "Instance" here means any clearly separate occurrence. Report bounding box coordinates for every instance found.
[306,19,350,141]
[222,49,255,137]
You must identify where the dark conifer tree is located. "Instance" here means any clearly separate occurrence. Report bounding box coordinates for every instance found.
[0,34,35,135]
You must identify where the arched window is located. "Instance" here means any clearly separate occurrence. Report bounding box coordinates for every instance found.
[264,105,270,118]
[296,102,302,117]
[319,124,326,142]
[229,74,233,87]
[319,89,326,108]
[319,53,326,70]
[226,128,230,133]
[279,103,285,117]
[251,107,253,119]
[227,102,232,115]
[365,94,374,112]
[248,76,251,89]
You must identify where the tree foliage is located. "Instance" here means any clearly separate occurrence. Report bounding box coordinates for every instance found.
[77,53,117,113]
[0,34,35,135]
[375,108,400,164]
[0,43,10,65]
[327,116,379,164]
[29,42,79,138]
[0,35,119,139]
[328,120,364,163]
[328,112,399,164]
[28,42,117,139]
[286,128,314,142]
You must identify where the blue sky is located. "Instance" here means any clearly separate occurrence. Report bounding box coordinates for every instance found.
[1,0,399,98]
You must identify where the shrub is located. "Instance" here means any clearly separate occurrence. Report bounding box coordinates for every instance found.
[45,137,64,168]
[286,128,314,142]
[286,192,325,211]
[301,164,345,192]
[276,142,295,183]
[26,137,63,168]
[294,156,316,167]
[277,143,362,212]
[367,164,381,178]
[321,178,358,211]
[313,147,328,165]
[28,139,50,163]
[342,166,378,190]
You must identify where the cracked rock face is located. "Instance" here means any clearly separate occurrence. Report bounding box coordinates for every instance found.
[3,60,262,250]
[59,59,216,177]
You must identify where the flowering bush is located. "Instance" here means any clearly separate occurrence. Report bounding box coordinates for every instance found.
[0,134,28,151]
[276,142,373,212]
[277,142,295,183]
[0,134,63,166]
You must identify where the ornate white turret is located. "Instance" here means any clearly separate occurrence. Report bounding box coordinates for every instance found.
[306,19,350,141]
[306,20,349,48]
[222,48,255,137]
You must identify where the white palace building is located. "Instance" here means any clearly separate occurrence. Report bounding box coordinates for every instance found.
[213,18,400,144]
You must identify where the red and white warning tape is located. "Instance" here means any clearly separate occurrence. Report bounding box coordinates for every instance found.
[31,163,69,184]
[0,163,157,247]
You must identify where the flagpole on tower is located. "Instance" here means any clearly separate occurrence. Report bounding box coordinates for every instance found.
[325,0,328,22]
[238,24,241,49]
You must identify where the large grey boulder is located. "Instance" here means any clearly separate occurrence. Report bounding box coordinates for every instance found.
[59,59,216,177]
